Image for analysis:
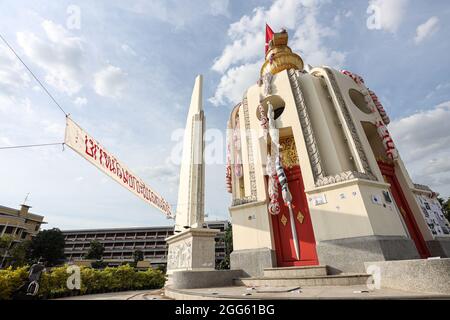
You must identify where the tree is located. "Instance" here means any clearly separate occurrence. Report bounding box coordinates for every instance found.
[85,240,105,260]
[29,228,65,266]
[438,197,450,221]
[9,240,32,267]
[0,235,14,268]
[133,249,144,264]
[218,222,233,270]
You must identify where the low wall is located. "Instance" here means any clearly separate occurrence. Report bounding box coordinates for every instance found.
[230,248,276,277]
[364,258,450,294]
[317,236,419,274]
[427,238,450,258]
[169,270,244,289]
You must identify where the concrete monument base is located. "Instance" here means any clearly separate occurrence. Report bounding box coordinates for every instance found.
[230,248,277,277]
[316,236,420,274]
[166,228,219,275]
[426,237,450,258]
[364,258,450,294]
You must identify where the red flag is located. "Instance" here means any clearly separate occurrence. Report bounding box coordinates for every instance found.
[265,24,274,54]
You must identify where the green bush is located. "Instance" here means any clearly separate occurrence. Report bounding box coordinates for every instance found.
[0,264,166,300]
[0,266,28,300]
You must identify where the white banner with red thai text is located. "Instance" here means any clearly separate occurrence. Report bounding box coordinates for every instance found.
[64,117,172,217]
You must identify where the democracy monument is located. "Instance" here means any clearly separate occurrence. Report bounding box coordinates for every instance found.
[165,27,450,298]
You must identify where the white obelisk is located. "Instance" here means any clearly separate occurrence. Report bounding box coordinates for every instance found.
[166,75,218,275]
[174,74,205,232]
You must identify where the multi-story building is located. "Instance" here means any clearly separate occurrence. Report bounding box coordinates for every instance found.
[0,204,45,241]
[0,204,46,266]
[62,221,228,268]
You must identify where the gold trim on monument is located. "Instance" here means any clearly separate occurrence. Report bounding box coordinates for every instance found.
[297,211,304,224]
[376,155,393,165]
[260,31,304,76]
[280,136,299,169]
[281,214,288,226]
[400,207,406,217]
[261,53,304,76]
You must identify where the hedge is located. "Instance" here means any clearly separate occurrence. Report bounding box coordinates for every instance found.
[0,264,166,300]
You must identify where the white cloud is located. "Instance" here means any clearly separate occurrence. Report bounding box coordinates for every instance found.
[425,82,450,100]
[290,12,346,68]
[121,44,137,56]
[16,20,85,95]
[209,62,260,106]
[414,16,439,44]
[94,65,126,98]
[210,0,230,16]
[0,136,13,146]
[0,46,30,96]
[210,0,346,106]
[137,162,179,193]
[73,96,87,107]
[41,119,65,136]
[368,0,409,33]
[125,0,230,28]
[390,101,450,196]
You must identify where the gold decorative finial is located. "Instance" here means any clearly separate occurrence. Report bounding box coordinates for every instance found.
[260,30,304,76]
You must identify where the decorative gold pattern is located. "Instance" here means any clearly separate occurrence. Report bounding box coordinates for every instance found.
[280,136,299,169]
[375,155,392,165]
[281,214,288,226]
[400,207,406,217]
[297,211,304,224]
[260,32,303,76]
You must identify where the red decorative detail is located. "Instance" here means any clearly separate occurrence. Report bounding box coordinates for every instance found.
[341,69,391,125]
[265,24,274,55]
[369,89,390,125]
[270,165,319,267]
[341,69,364,85]
[375,120,398,160]
[378,161,431,258]
[258,104,268,135]
[267,155,280,215]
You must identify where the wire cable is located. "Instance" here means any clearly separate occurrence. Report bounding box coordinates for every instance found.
[0,142,64,150]
[0,33,68,117]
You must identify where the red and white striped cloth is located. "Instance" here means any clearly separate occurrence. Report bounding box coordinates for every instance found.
[368,89,390,125]
[267,154,280,215]
[375,120,398,160]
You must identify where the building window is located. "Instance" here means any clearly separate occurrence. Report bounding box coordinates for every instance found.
[5,226,14,234]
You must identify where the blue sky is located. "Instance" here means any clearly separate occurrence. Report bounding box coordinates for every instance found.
[0,0,449,229]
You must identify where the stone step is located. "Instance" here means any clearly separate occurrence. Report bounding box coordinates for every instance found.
[235,274,371,287]
[264,265,328,278]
